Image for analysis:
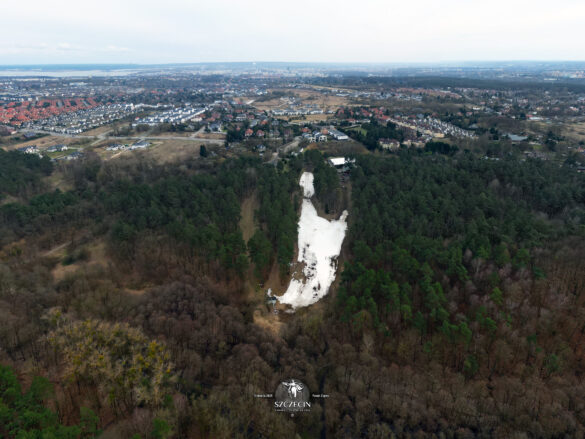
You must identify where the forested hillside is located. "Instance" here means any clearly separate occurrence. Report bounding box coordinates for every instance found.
[1,148,585,437]
[336,152,585,436]
[0,149,53,201]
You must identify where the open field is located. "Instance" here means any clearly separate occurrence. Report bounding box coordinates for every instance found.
[109,139,222,164]
[278,113,330,123]
[290,88,351,108]
[82,125,113,136]
[143,139,205,163]
[147,131,197,138]
[249,87,352,114]
[560,121,585,142]
[44,147,81,159]
[196,131,226,140]
[2,135,83,151]
[347,126,366,136]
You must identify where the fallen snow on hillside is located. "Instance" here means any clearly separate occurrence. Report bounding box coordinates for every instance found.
[299,171,314,198]
[277,172,348,309]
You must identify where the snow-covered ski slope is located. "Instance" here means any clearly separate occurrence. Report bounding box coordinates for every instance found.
[277,171,348,309]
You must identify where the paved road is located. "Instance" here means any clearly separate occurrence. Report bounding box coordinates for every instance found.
[281,137,301,154]
[267,136,302,165]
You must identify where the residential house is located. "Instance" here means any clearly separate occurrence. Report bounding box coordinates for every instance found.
[130,141,149,150]
[46,144,68,152]
[379,138,400,150]
[313,131,327,142]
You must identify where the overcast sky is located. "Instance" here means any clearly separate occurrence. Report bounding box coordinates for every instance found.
[1,0,584,64]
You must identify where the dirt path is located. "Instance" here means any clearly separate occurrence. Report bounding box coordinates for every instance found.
[42,241,69,257]
[239,192,258,243]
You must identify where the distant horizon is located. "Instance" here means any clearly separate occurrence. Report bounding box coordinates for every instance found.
[0,58,585,68]
[3,0,584,65]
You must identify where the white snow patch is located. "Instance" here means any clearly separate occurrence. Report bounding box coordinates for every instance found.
[277,172,348,309]
[299,171,315,198]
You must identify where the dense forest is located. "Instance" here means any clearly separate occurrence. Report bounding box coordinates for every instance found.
[2,147,585,437]
[0,155,301,283]
[0,149,53,201]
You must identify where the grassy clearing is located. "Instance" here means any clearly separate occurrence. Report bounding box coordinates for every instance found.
[143,140,202,164]
[347,126,367,136]
[82,125,112,136]
[51,240,108,282]
[43,169,73,192]
[239,192,258,243]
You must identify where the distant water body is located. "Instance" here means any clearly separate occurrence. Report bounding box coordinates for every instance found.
[0,68,140,77]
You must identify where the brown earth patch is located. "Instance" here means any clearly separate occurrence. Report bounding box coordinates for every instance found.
[239,192,258,243]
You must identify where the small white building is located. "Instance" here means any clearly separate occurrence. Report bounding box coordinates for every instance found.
[328,157,355,171]
[130,141,149,150]
[328,127,349,140]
